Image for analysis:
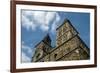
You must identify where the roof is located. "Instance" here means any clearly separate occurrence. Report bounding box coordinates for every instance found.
[56,18,79,34]
[34,33,52,48]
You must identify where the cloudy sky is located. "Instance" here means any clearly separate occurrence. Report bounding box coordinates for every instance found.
[21,9,90,63]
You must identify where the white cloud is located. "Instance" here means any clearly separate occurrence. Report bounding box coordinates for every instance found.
[21,41,33,62]
[33,11,46,25]
[21,41,32,54]
[22,51,31,62]
[22,11,36,30]
[51,13,60,32]
[45,12,56,24]
[22,10,61,32]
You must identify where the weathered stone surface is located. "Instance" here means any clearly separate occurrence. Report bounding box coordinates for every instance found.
[32,19,90,62]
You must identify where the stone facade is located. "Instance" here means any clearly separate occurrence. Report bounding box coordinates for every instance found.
[31,19,90,62]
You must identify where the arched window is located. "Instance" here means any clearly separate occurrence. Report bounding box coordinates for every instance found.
[36,53,40,59]
[54,54,57,59]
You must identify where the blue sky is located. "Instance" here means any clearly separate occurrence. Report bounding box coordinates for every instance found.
[21,9,90,62]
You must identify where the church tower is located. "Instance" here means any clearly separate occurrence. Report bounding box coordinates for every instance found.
[55,19,90,60]
[32,34,52,62]
[32,19,90,62]
[56,19,78,46]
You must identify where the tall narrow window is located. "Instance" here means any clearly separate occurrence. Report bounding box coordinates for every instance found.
[54,54,57,59]
[36,53,40,59]
[67,31,72,40]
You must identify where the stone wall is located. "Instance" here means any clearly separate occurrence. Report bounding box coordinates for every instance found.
[37,35,89,62]
[32,20,90,62]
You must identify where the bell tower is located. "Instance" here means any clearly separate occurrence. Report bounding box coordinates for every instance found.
[56,19,78,46]
[32,34,52,62]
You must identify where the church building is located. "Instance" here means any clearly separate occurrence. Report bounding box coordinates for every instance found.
[31,19,90,62]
